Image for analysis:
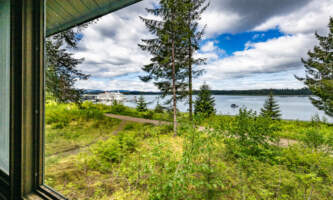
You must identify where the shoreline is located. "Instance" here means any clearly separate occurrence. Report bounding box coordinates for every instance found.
[123,94,312,97]
[105,103,333,124]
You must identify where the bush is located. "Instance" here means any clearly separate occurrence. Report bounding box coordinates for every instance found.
[302,128,326,150]
[225,108,280,160]
[111,104,127,114]
[154,102,164,113]
[142,110,154,119]
[88,132,139,171]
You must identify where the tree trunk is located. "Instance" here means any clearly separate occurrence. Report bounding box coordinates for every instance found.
[188,7,193,121]
[188,35,193,121]
[172,38,177,136]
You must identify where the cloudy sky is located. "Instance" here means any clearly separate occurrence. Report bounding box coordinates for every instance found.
[73,0,333,91]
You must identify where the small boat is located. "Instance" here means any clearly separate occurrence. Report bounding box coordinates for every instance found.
[96,91,126,104]
[231,104,239,108]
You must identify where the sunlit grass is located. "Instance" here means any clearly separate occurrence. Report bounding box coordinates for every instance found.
[44,102,333,199]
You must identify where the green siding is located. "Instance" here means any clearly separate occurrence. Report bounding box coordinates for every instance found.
[46,0,142,36]
[0,0,10,174]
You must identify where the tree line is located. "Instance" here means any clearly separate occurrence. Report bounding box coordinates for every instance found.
[115,88,312,96]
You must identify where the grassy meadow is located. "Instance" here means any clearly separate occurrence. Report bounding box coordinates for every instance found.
[45,102,333,200]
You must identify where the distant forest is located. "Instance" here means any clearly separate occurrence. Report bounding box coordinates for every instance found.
[85,88,312,96]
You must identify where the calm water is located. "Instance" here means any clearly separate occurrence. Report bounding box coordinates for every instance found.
[123,95,333,123]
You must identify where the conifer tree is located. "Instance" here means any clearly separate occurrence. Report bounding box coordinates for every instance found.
[260,92,281,120]
[136,95,148,112]
[194,83,216,116]
[183,0,208,120]
[139,0,188,135]
[46,26,91,104]
[154,99,164,113]
[296,17,333,117]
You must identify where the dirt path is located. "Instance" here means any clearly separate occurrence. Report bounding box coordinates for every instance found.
[104,113,172,125]
[105,113,298,147]
[278,138,298,147]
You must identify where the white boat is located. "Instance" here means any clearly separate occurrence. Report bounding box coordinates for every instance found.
[96,92,126,104]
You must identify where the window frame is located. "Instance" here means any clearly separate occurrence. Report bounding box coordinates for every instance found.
[0,0,64,199]
[0,0,142,199]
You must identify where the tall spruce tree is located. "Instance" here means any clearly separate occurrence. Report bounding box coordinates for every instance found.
[296,17,333,117]
[194,83,216,116]
[139,0,188,135]
[183,0,208,121]
[46,26,91,104]
[260,92,281,120]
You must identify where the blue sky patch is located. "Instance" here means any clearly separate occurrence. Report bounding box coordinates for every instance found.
[211,28,285,55]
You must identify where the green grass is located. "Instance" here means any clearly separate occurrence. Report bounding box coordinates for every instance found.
[44,102,333,199]
[203,114,333,141]
[105,103,181,121]
[45,102,121,156]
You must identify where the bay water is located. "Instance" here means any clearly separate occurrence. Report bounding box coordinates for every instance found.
[123,95,333,123]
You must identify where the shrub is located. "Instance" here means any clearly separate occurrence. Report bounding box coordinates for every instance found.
[88,132,139,171]
[154,101,164,113]
[111,104,127,114]
[302,128,326,150]
[142,110,154,119]
[225,108,280,160]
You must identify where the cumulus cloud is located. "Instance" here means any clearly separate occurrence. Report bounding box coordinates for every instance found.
[201,41,216,52]
[76,78,156,91]
[73,0,158,89]
[199,41,226,61]
[254,0,333,34]
[200,0,313,37]
[200,34,316,80]
[72,0,332,91]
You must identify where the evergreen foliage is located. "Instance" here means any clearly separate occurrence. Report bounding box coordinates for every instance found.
[45,21,94,103]
[194,83,216,116]
[183,0,208,120]
[136,95,148,112]
[260,92,281,120]
[296,17,333,116]
[46,26,91,104]
[139,0,189,134]
[154,100,164,113]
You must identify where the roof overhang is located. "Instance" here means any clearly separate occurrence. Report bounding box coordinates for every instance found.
[46,0,142,37]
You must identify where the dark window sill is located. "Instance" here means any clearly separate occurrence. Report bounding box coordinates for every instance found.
[23,185,67,200]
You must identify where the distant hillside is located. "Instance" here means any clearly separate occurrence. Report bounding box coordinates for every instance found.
[84,88,312,96]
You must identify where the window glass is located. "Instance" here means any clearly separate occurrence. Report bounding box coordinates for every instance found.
[0,0,10,174]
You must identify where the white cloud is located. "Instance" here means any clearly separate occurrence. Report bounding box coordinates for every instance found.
[76,78,157,91]
[71,0,332,91]
[72,0,158,90]
[201,41,216,52]
[199,0,314,37]
[200,11,241,37]
[199,41,226,62]
[200,33,316,81]
[254,0,333,35]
